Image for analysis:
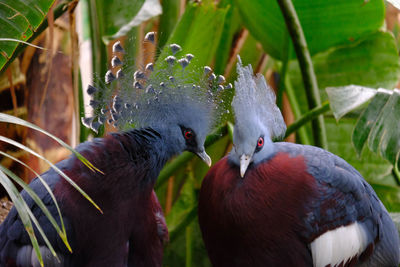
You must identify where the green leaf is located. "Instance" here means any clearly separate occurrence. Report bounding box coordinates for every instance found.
[166,172,197,243]
[0,0,56,70]
[370,183,400,212]
[367,90,400,167]
[325,117,396,187]
[163,171,212,267]
[287,31,399,147]
[94,0,148,43]
[224,31,268,83]
[235,0,384,60]
[326,86,400,170]
[160,2,228,68]
[214,0,241,74]
[352,91,391,156]
[326,85,400,177]
[326,85,378,120]
[158,0,181,49]
[325,85,400,168]
[289,31,400,115]
[314,32,400,92]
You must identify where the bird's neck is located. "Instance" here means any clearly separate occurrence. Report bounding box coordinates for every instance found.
[146,126,185,160]
[59,127,185,204]
[121,126,184,172]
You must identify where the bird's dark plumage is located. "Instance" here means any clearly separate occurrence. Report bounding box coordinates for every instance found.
[198,58,400,267]
[1,128,174,266]
[0,36,225,266]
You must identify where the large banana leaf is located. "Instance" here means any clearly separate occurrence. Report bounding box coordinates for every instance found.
[0,0,56,71]
[159,2,228,69]
[326,86,400,172]
[325,116,400,211]
[288,31,400,115]
[235,0,384,60]
[94,0,161,43]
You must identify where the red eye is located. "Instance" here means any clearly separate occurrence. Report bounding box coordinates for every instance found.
[257,137,264,147]
[184,130,193,140]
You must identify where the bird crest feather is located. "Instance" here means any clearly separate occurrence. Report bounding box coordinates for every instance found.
[233,56,286,140]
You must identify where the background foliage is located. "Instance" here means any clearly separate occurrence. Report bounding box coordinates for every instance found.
[1,0,400,266]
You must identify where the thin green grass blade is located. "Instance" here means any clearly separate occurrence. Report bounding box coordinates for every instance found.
[0,136,102,213]
[227,121,234,141]
[185,224,193,267]
[0,152,71,252]
[0,113,102,174]
[0,169,43,266]
[0,166,61,261]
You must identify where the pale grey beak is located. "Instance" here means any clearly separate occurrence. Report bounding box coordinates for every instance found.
[240,154,252,178]
[196,150,212,167]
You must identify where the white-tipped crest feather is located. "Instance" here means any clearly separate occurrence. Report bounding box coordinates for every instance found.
[82,33,229,138]
[229,56,286,169]
[233,56,286,141]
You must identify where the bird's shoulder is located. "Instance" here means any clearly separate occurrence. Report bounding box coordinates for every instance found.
[274,142,376,225]
[54,128,162,187]
[274,142,367,194]
[273,143,399,266]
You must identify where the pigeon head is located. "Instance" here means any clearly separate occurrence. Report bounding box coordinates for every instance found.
[82,32,231,165]
[229,56,286,177]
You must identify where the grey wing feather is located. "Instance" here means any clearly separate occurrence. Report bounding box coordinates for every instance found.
[276,142,400,266]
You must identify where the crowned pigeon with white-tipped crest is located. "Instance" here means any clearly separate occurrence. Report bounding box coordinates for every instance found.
[0,34,228,267]
[198,57,400,267]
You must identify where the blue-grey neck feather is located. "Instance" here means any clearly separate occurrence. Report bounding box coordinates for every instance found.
[229,56,286,165]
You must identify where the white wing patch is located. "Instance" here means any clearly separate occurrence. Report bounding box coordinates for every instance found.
[310,222,368,267]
